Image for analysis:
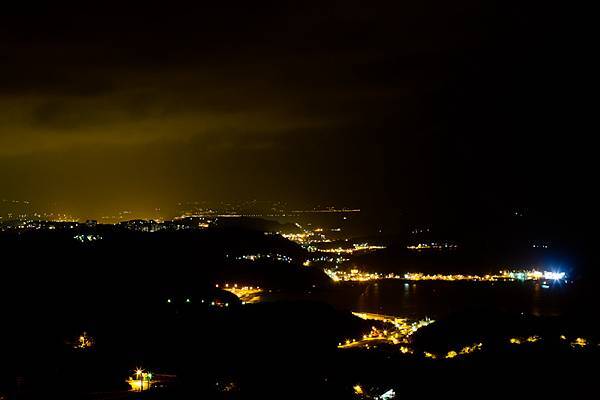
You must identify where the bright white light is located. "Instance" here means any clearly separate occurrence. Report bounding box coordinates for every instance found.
[543,271,565,280]
[379,389,396,399]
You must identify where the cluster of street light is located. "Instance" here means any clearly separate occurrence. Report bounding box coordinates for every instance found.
[277,224,386,256]
[337,312,599,360]
[73,234,103,243]
[424,343,484,359]
[338,317,485,360]
[325,268,567,283]
[325,268,384,282]
[233,253,293,263]
[305,255,349,264]
[218,283,264,304]
[318,243,386,254]
[72,332,93,350]
[509,335,595,349]
[406,242,458,251]
[166,297,231,308]
[280,232,326,244]
[509,335,541,345]
[338,312,434,352]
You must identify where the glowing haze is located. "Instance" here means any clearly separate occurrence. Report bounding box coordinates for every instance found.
[0,3,585,218]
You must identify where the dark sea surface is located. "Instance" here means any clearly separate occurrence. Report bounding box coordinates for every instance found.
[262,280,579,319]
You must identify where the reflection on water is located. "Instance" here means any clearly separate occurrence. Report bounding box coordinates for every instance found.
[358,281,573,318]
[262,280,574,319]
[357,282,382,313]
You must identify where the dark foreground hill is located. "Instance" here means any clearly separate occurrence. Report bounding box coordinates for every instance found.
[0,227,328,306]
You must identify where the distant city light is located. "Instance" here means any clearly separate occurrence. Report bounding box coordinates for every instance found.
[325,268,567,283]
[220,284,263,304]
[72,332,94,350]
[338,312,434,352]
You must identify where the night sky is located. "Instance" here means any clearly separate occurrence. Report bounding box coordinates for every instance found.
[0,2,589,218]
